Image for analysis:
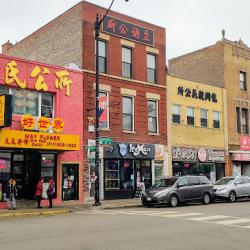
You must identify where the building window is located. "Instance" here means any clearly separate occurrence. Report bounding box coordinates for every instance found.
[236,107,241,133]
[99,91,109,129]
[122,96,134,131]
[201,109,208,128]
[172,104,181,124]
[96,40,107,74]
[147,54,157,83]
[213,111,220,129]
[41,93,53,118]
[187,107,195,126]
[154,161,163,184]
[240,71,247,91]
[0,86,9,95]
[122,47,132,78]
[241,109,248,134]
[148,100,158,133]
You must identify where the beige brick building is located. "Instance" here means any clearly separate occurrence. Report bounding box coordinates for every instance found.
[169,36,250,176]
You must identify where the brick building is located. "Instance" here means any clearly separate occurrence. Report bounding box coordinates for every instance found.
[169,35,250,177]
[2,1,167,200]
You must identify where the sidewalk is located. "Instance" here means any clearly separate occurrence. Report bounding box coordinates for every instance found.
[0,199,142,219]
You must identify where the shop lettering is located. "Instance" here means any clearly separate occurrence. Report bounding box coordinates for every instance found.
[206,150,225,162]
[4,60,72,96]
[177,86,218,103]
[129,144,151,156]
[172,147,197,161]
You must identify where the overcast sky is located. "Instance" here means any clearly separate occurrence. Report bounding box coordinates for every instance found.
[1,0,250,61]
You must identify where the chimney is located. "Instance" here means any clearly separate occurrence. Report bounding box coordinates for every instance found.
[2,40,13,54]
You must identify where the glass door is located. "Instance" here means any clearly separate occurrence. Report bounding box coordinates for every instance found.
[62,164,79,200]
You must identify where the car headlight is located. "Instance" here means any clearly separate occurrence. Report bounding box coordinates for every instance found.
[155,189,169,197]
[217,187,227,191]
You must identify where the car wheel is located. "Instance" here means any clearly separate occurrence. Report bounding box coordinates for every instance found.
[228,191,237,202]
[202,193,211,205]
[169,194,179,207]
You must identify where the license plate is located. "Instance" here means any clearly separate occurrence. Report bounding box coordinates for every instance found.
[146,197,152,201]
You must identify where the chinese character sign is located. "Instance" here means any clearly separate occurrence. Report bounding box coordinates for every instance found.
[37,116,50,131]
[52,118,64,133]
[21,114,35,130]
[103,16,154,46]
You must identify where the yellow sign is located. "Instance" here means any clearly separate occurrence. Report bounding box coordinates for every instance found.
[37,116,50,131]
[0,96,5,127]
[0,130,80,151]
[52,118,64,133]
[21,114,35,130]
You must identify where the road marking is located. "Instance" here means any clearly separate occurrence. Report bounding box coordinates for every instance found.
[214,218,250,225]
[188,215,233,221]
[162,212,203,218]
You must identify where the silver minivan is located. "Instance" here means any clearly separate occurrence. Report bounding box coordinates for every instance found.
[214,176,250,202]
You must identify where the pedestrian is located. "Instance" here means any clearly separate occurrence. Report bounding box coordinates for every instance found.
[35,178,43,208]
[6,178,17,210]
[47,178,54,208]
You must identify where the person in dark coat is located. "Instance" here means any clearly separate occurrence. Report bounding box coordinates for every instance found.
[35,178,43,208]
[6,178,17,210]
[47,178,55,208]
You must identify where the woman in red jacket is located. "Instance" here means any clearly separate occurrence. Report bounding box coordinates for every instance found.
[35,178,43,208]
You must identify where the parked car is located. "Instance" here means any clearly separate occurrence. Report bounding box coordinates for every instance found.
[141,175,214,207]
[214,176,250,202]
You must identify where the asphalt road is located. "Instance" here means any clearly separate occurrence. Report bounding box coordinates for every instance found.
[1,200,250,250]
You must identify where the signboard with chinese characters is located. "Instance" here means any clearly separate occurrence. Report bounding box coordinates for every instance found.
[177,86,218,103]
[232,152,250,161]
[0,94,12,128]
[0,130,80,151]
[240,136,250,151]
[102,15,154,46]
[21,115,35,130]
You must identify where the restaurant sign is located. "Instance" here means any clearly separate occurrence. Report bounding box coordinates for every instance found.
[102,15,154,46]
[0,94,12,128]
[0,130,80,151]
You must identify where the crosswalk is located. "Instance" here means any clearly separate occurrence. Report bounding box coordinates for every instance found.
[91,209,250,229]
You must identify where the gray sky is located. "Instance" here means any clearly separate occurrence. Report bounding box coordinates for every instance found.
[1,0,250,61]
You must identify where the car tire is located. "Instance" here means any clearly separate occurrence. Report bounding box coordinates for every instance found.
[202,193,211,205]
[169,194,179,207]
[228,191,237,202]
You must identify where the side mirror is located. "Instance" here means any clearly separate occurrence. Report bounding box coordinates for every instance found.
[177,183,184,188]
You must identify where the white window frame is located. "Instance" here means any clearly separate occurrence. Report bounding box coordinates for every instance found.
[213,111,220,129]
[148,99,159,134]
[172,104,181,124]
[122,95,134,132]
[187,106,195,126]
[200,108,208,128]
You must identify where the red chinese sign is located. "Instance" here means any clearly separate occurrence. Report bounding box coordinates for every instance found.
[37,117,50,131]
[21,115,35,130]
[232,153,250,161]
[103,16,154,46]
[52,118,65,133]
[240,136,250,151]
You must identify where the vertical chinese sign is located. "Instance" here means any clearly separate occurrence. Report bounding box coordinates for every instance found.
[99,95,107,129]
[102,16,154,46]
[0,94,12,128]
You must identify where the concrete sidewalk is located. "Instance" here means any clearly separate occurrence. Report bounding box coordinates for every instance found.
[0,199,142,219]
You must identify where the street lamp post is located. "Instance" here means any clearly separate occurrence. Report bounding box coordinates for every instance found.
[94,0,129,206]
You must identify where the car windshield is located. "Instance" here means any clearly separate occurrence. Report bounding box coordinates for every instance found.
[152,178,177,188]
[215,177,235,185]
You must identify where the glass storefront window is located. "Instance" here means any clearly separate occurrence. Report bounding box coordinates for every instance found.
[120,159,134,190]
[155,161,163,183]
[0,152,11,202]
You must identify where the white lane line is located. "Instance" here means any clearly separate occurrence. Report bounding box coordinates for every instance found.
[214,218,250,225]
[242,225,250,228]
[162,212,203,218]
[188,215,233,221]
[102,211,179,216]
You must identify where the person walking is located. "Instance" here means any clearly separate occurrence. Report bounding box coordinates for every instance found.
[35,178,43,208]
[47,178,54,208]
[6,178,17,210]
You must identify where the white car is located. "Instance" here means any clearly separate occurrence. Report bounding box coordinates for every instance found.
[214,176,250,202]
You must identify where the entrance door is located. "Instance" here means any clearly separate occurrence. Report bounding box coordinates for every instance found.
[12,152,40,199]
[135,160,152,189]
[62,164,79,200]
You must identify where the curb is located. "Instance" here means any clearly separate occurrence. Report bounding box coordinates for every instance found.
[101,204,142,210]
[0,209,70,219]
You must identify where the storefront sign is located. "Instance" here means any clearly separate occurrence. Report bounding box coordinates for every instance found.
[21,114,35,130]
[0,130,80,151]
[0,94,12,128]
[103,15,154,46]
[173,147,225,163]
[177,86,218,103]
[52,118,64,133]
[232,152,250,161]
[172,147,197,162]
[37,116,50,131]
[104,142,155,159]
[240,136,250,151]
[4,60,72,96]
[155,144,164,161]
